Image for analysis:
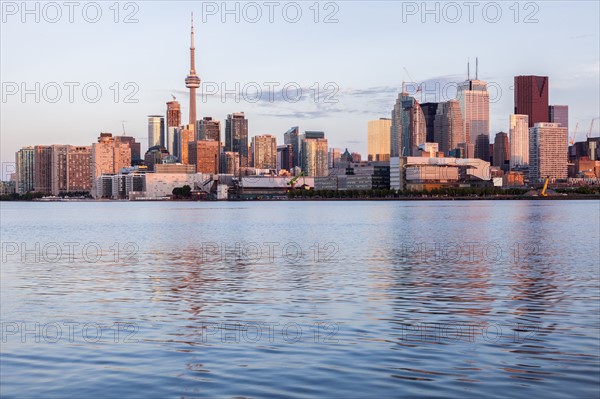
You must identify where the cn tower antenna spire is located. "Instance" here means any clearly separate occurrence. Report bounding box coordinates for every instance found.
[185,11,201,126]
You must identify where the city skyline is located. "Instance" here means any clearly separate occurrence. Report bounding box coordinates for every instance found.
[2,2,599,168]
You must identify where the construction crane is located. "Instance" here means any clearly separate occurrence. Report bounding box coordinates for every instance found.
[541,176,550,197]
[569,122,579,145]
[587,118,598,139]
[287,172,306,190]
[403,67,421,95]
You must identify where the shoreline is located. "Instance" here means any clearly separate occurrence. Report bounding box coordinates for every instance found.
[1,195,599,202]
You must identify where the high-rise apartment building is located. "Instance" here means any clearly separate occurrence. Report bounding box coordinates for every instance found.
[114,136,140,163]
[179,125,195,165]
[368,118,391,161]
[225,113,249,167]
[148,115,165,148]
[220,151,240,175]
[33,145,52,193]
[301,138,328,177]
[252,135,277,170]
[166,99,181,129]
[67,146,91,192]
[514,75,549,127]
[16,146,34,194]
[529,122,568,181]
[91,133,132,195]
[197,117,221,142]
[549,105,568,128]
[51,144,69,195]
[188,140,219,174]
[509,114,529,169]
[433,100,464,155]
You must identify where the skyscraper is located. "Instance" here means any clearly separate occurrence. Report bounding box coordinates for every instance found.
[277,145,293,172]
[166,99,181,129]
[33,145,52,193]
[514,75,549,127]
[420,102,439,143]
[510,114,529,169]
[67,146,91,192]
[51,144,69,195]
[225,112,249,167]
[114,136,141,163]
[474,134,490,162]
[493,132,510,171]
[301,138,328,177]
[549,105,568,128]
[147,115,165,148]
[91,133,132,196]
[368,118,391,161]
[185,13,200,127]
[16,146,34,194]
[220,152,240,175]
[197,117,221,142]
[457,74,490,145]
[433,100,464,155]
[188,140,219,174]
[391,86,426,157]
[529,122,568,181]
[284,126,301,169]
[179,126,195,165]
[252,135,277,170]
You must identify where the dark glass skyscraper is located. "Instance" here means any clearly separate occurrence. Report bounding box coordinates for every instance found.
[225,112,249,167]
[514,75,549,127]
[549,105,568,128]
[420,102,438,143]
[284,126,301,169]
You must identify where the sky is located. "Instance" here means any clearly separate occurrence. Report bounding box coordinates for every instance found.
[1,1,599,172]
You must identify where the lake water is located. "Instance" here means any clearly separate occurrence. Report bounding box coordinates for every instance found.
[1,200,599,398]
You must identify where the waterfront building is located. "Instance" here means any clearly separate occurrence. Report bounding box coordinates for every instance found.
[16,146,34,194]
[33,145,52,193]
[529,122,568,181]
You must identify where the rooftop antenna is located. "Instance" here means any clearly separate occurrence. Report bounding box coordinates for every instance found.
[122,122,126,136]
[467,58,470,80]
[476,57,479,80]
[171,94,176,101]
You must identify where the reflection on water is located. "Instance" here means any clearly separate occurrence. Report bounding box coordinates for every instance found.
[1,201,599,398]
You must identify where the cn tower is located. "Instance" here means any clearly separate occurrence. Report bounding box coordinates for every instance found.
[185,13,201,127]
